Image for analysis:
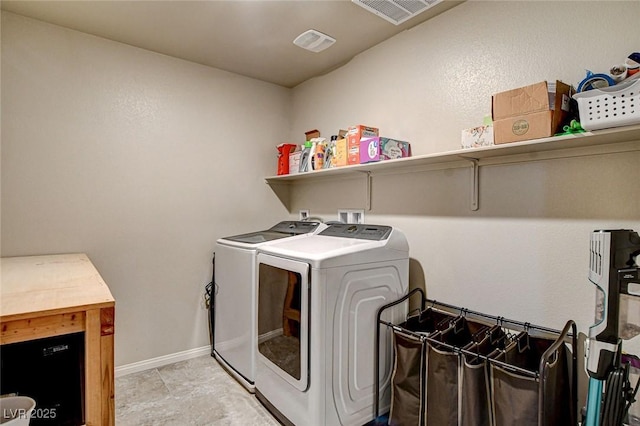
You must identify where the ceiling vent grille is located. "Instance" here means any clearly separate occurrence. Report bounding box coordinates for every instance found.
[293,29,336,53]
[352,0,442,25]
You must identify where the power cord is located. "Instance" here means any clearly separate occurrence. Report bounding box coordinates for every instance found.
[623,371,640,425]
[601,365,625,425]
[601,361,639,426]
[206,252,215,356]
[204,281,213,309]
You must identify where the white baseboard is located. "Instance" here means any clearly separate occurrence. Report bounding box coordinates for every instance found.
[115,345,212,378]
[258,328,283,344]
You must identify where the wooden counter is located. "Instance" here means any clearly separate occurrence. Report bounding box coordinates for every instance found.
[1,253,115,426]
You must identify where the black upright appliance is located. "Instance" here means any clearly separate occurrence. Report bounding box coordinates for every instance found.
[1,332,85,425]
[584,229,640,426]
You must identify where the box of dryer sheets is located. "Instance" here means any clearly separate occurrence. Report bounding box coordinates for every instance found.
[492,80,573,144]
[334,138,348,167]
[360,137,380,163]
[461,124,494,149]
[347,125,378,165]
[380,137,411,160]
[288,150,302,174]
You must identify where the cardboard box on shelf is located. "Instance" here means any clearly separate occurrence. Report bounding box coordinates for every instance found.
[334,138,348,167]
[492,80,573,144]
[347,125,379,165]
[461,125,494,149]
[288,151,302,174]
[380,138,411,160]
[305,129,320,140]
[360,137,381,163]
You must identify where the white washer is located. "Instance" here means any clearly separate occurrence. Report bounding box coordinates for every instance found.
[255,224,409,426]
[213,221,326,392]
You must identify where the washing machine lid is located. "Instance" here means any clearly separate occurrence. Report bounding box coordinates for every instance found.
[257,224,409,267]
[219,221,322,245]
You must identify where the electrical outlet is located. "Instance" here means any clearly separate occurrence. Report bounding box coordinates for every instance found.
[299,210,310,220]
[337,209,364,224]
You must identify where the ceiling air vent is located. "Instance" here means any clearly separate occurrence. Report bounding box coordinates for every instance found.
[293,29,336,53]
[352,0,442,25]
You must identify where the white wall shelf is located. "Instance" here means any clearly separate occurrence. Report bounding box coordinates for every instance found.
[265,125,640,211]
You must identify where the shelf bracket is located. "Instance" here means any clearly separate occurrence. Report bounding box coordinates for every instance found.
[365,171,372,211]
[357,171,373,211]
[468,159,479,211]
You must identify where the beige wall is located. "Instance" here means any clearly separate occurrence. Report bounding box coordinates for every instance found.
[2,1,640,369]
[0,12,289,366]
[288,0,640,355]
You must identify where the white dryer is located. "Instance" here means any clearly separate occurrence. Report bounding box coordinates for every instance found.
[254,224,409,426]
[213,221,326,392]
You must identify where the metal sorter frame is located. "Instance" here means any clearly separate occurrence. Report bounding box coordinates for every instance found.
[374,288,578,426]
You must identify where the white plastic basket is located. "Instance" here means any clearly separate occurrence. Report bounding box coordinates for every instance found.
[573,78,640,131]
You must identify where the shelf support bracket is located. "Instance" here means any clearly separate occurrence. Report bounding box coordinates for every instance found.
[357,171,373,211]
[365,171,372,211]
[468,159,479,211]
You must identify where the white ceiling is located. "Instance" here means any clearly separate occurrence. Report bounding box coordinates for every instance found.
[1,0,462,88]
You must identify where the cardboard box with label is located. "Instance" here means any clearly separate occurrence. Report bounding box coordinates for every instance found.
[380,138,411,160]
[492,80,573,144]
[305,129,320,140]
[347,125,379,165]
[334,138,348,167]
[461,124,494,149]
[289,151,302,174]
[360,137,380,163]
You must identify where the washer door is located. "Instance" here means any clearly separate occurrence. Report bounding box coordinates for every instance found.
[257,253,310,392]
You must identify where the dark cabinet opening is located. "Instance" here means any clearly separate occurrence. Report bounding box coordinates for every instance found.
[1,332,85,425]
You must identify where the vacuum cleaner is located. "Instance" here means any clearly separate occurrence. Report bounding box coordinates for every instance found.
[585,229,640,426]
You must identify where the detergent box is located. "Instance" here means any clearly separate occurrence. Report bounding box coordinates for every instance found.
[334,138,348,167]
[360,137,381,163]
[380,138,411,160]
[347,125,379,165]
[288,150,302,174]
[461,124,494,149]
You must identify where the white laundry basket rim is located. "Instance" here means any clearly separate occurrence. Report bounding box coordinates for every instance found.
[0,396,36,425]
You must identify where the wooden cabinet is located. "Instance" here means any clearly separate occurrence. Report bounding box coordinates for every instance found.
[0,253,115,426]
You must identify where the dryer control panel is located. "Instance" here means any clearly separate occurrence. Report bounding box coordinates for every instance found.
[270,221,321,235]
[319,224,392,240]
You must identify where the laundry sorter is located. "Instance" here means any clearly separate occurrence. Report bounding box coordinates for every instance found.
[374,288,578,426]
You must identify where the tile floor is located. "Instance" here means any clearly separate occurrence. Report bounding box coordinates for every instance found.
[115,354,278,425]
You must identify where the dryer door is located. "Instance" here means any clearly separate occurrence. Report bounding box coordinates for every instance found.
[256,253,310,392]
